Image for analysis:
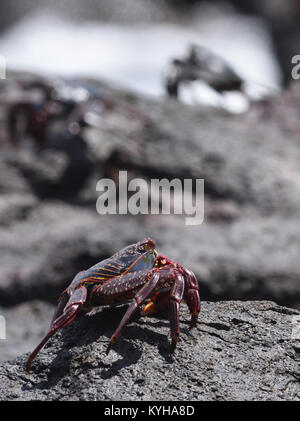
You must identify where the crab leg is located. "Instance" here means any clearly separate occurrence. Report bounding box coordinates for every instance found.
[50,290,69,324]
[49,271,87,324]
[26,285,87,372]
[169,271,185,353]
[142,290,171,315]
[103,269,160,354]
[92,264,189,354]
[182,267,201,329]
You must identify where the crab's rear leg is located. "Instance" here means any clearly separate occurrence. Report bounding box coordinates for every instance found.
[26,285,87,373]
[50,271,86,324]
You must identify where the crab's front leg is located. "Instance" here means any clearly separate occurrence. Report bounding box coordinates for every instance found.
[181,266,201,329]
[142,263,200,351]
[168,270,185,353]
[147,255,201,331]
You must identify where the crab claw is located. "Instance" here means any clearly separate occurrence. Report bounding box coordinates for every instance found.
[26,285,87,373]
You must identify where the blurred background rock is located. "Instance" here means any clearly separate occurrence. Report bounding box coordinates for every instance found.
[0,0,299,87]
[0,0,287,107]
[0,0,300,363]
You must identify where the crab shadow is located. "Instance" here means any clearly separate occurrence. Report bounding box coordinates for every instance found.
[25,304,180,390]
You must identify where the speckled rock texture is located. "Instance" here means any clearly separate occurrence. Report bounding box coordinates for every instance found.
[0,301,300,401]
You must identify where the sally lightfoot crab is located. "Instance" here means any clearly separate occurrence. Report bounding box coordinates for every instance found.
[26,238,201,372]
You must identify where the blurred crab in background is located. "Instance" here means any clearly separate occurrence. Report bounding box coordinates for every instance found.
[26,238,201,372]
[0,75,150,150]
[165,44,244,98]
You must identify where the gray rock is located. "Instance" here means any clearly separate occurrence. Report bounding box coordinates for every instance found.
[0,300,55,362]
[0,193,37,226]
[0,301,299,401]
[1,201,300,309]
[114,83,300,217]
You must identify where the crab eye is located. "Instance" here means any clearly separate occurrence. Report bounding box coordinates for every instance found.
[138,238,156,252]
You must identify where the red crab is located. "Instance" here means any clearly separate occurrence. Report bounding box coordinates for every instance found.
[26,238,201,372]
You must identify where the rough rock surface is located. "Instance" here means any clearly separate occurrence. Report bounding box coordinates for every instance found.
[0,301,299,401]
